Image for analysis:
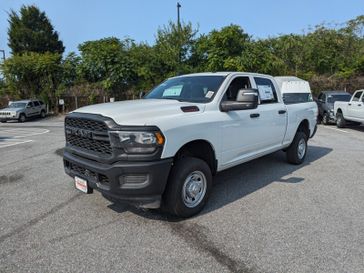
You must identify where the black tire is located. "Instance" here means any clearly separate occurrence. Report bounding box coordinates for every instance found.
[322,113,329,125]
[163,157,212,218]
[336,112,346,128]
[286,131,308,165]
[40,110,46,118]
[1,120,6,123]
[18,114,26,123]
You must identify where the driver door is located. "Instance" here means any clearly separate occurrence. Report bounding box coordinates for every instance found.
[219,76,265,167]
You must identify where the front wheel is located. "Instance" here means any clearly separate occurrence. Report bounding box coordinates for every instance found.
[322,113,329,125]
[163,157,212,218]
[336,112,346,128]
[286,131,308,165]
[18,114,26,123]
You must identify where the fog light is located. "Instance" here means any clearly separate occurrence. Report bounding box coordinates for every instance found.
[119,174,149,189]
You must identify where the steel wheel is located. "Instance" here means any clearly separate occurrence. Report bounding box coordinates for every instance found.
[297,138,306,160]
[182,170,207,208]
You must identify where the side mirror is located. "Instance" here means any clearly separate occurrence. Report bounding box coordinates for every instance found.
[221,89,259,112]
[139,91,146,99]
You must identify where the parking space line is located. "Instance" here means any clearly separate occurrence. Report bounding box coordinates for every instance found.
[0,128,50,138]
[0,128,50,148]
[323,126,348,133]
[0,139,33,148]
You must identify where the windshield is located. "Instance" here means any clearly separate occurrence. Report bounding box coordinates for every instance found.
[327,94,351,103]
[145,76,225,103]
[9,102,26,108]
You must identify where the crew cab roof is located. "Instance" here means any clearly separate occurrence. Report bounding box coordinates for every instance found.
[171,71,275,79]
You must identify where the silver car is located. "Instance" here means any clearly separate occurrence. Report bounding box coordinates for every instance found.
[0,100,47,123]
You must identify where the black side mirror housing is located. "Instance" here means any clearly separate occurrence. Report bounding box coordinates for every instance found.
[221,89,259,112]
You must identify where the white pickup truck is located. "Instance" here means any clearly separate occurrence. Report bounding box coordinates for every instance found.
[63,72,318,217]
[334,90,364,128]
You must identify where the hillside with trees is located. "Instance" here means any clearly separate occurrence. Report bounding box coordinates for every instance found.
[1,5,364,110]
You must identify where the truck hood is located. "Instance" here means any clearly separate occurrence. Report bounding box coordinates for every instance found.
[73,99,206,126]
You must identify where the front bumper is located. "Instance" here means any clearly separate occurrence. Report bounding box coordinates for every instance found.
[63,150,173,208]
[0,115,18,121]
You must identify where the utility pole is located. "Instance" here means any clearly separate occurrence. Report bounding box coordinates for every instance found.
[0,50,5,62]
[177,2,181,75]
[177,2,181,29]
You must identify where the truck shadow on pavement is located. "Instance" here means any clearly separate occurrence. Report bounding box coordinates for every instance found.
[107,145,332,221]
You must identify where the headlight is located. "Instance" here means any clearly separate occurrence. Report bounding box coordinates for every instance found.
[109,131,165,154]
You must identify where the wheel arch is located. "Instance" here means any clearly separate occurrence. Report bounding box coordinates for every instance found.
[173,139,217,175]
[297,119,310,138]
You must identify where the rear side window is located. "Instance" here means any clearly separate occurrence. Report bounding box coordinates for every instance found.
[254,77,278,104]
[283,93,313,104]
[352,91,363,102]
[33,101,40,107]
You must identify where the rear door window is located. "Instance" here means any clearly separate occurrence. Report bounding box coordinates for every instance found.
[254,77,278,104]
[33,101,40,107]
[27,102,34,107]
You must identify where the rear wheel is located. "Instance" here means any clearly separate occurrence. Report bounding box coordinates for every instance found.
[163,157,212,218]
[18,114,26,123]
[286,131,308,165]
[40,110,46,118]
[336,112,346,128]
[1,120,6,123]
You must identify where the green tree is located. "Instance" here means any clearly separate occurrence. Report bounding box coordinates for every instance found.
[78,37,135,96]
[154,21,198,76]
[192,25,250,71]
[128,42,161,91]
[1,52,62,104]
[8,5,64,54]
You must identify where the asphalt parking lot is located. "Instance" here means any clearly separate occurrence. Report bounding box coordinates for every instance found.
[0,117,363,273]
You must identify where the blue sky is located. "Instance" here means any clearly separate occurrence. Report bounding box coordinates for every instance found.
[1,0,363,55]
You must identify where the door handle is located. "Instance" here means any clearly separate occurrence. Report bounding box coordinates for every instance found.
[278,110,287,114]
[348,103,352,106]
[358,104,362,106]
[250,113,260,118]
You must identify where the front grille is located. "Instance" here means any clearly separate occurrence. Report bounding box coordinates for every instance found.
[67,134,112,155]
[0,112,11,116]
[65,117,108,132]
[65,116,112,156]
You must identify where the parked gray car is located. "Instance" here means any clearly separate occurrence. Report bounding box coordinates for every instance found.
[316,91,352,125]
[0,99,46,123]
